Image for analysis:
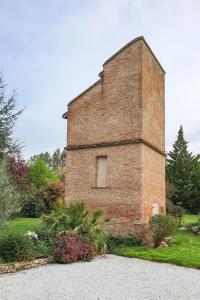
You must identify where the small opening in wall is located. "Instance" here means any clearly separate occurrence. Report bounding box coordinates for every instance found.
[152,202,159,216]
[96,156,107,188]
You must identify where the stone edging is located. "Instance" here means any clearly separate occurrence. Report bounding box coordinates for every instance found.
[0,257,52,275]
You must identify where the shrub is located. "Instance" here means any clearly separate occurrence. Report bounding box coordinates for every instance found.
[0,159,20,228]
[33,240,52,258]
[167,199,183,226]
[53,233,95,263]
[149,215,177,248]
[37,202,106,251]
[42,181,64,214]
[106,235,141,252]
[0,257,5,264]
[21,191,45,217]
[0,233,34,262]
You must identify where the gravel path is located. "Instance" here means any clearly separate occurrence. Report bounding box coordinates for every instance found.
[0,255,200,300]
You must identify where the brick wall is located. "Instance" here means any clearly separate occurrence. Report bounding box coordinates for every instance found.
[64,37,165,237]
[141,42,165,151]
[67,39,142,146]
[65,144,142,236]
[141,144,166,223]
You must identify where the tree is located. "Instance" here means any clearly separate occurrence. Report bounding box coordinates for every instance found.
[166,126,200,212]
[60,148,66,167]
[28,158,57,189]
[29,152,52,168]
[0,74,23,158]
[29,148,66,182]
[0,159,19,227]
[7,156,29,192]
[52,148,61,170]
[52,148,66,182]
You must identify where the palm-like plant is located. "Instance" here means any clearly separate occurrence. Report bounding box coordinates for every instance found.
[37,202,106,251]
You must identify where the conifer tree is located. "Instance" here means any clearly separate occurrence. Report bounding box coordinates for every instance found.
[52,148,61,170]
[166,126,200,213]
[0,74,23,157]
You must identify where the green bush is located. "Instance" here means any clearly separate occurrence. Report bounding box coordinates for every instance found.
[167,199,183,226]
[106,235,141,252]
[0,257,5,264]
[21,192,45,217]
[0,233,34,262]
[33,240,52,258]
[149,215,177,248]
[20,181,64,217]
[37,202,106,252]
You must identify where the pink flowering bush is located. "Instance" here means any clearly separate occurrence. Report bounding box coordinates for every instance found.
[53,233,96,263]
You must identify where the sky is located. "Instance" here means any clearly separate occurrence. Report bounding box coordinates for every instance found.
[0,0,200,159]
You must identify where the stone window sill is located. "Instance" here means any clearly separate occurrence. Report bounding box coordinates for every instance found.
[91,186,111,189]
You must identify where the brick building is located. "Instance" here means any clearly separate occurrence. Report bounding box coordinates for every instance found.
[63,36,165,236]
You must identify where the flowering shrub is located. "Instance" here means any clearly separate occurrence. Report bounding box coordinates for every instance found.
[53,233,96,263]
[25,231,38,240]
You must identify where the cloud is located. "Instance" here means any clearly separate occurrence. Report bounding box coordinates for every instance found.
[0,0,200,158]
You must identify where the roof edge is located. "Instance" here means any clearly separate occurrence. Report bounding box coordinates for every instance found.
[67,79,102,107]
[103,36,165,74]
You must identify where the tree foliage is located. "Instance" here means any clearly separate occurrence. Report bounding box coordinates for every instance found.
[29,148,66,182]
[29,152,52,169]
[29,148,66,171]
[7,156,29,192]
[28,158,57,189]
[0,159,20,227]
[166,126,200,213]
[0,75,23,157]
[20,191,45,218]
[42,181,64,213]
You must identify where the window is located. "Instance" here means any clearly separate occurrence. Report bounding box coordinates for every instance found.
[96,156,107,188]
[152,202,158,216]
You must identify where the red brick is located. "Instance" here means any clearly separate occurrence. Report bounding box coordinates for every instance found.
[64,37,165,237]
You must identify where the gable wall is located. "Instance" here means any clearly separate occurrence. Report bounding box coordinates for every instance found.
[67,40,143,147]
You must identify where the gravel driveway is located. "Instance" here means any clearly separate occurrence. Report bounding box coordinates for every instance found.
[0,255,200,300]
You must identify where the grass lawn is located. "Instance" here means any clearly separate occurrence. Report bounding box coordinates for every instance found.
[1,215,200,269]
[112,214,200,269]
[0,217,41,237]
[182,213,199,224]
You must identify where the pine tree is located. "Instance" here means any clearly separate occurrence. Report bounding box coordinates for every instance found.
[0,74,23,157]
[60,148,66,167]
[52,148,61,171]
[166,126,200,212]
